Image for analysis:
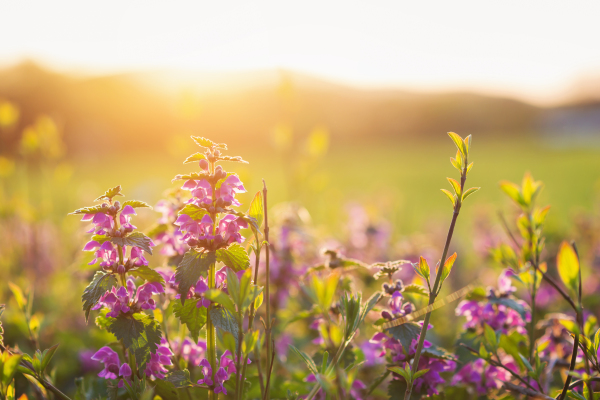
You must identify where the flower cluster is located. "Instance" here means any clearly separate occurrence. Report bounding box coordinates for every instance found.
[144,339,174,380]
[153,196,188,258]
[84,241,151,274]
[175,213,248,250]
[455,269,529,335]
[197,350,240,395]
[91,347,132,388]
[92,278,164,317]
[452,357,517,394]
[171,337,207,366]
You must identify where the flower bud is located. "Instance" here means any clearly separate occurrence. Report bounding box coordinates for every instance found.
[109,205,117,214]
[216,198,224,208]
[214,149,221,157]
[187,238,198,247]
[113,201,121,210]
[209,206,215,213]
[101,203,108,208]
[381,310,393,320]
[117,265,126,274]
[199,159,209,170]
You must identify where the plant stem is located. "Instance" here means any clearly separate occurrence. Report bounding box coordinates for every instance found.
[558,332,580,400]
[404,162,466,400]
[240,236,264,399]
[262,180,272,400]
[206,154,218,400]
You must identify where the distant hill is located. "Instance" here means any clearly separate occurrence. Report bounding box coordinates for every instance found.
[0,62,544,158]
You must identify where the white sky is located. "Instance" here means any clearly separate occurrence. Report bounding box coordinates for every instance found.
[1,0,599,104]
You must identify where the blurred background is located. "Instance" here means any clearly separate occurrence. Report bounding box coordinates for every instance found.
[2,0,600,396]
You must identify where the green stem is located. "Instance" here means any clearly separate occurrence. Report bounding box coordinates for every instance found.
[206,152,218,400]
[404,161,466,400]
[262,180,272,400]
[559,333,580,400]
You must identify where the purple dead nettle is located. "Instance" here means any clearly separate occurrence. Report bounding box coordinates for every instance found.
[91,346,132,388]
[455,269,530,335]
[197,350,250,395]
[171,337,207,366]
[452,357,517,395]
[92,277,164,318]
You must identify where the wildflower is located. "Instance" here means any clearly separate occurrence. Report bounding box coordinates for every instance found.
[452,357,517,394]
[171,338,207,366]
[197,350,240,394]
[92,278,164,317]
[144,339,174,380]
[91,346,132,388]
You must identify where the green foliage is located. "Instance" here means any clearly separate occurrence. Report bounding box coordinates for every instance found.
[172,299,207,343]
[304,272,339,313]
[402,284,428,297]
[436,252,457,290]
[340,292,382,341]
[499,173,543,210]
[191,136,227,149]
[248,191,264,231]
[164,369,193,388]
[203,289,237,315]
[175,250,216,302]
[183,152,207,164]
[82,271,117,322]
[128,266,165,283]
[94,185,124,202]
[289,345,319,376]
[69,204,108,215]
[0,351,22,398]
[171,171,211,183]
[178,204,209,220]
[387,322,421,350]
[488,293,527,320]
[209,307,239,346]
[216,243,250,272]
[110,232,154,255]
[557,241,580,295]
[412,256,430,283]
[122,200,152,209]
[107,313,162,369]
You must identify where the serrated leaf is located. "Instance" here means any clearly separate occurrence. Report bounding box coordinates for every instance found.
[178,204,209,220]
[387,322,421,350]
[69,204,108,215]
[128,266,165,284]
[248,191,264,230]
[403,284,428,297]
[557,241,579,295]
[447,177,462,196]
[95,308,113,330]
[289,345,319,376]
[175,250,216,303]
[440,189,456,207]
[82,272,117,322]
[172,299,207,343]
[191,136,215,148]
[107,313,162,370]
[122,200,152,209]
[171,171,211,183]
[111,232,154,255]
[216,243,250,272]
[219,155,248,163]
[95,185,123,201]
[462,187,480,201]
[209,307,239,347]
[183,152,207,164]
[165,370,193,388]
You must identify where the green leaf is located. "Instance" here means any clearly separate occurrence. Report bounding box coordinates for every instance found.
[219,155,248,164]
[467,162,474,174]
[483,324,498,352]
[164,369,193,388]
[129,266,165,284]
[171,171,211,183]
[440,189,456,207]
[387,322,421,350]
[421,344,456,361]
[146,223,169,238]
[462,187,480,201]
[82,271,117,322]
[107,313,162,369]
[403,284,428,297]
[557,241,580,295]
[95,308,113,330]
[175,250,216,302]
[243,330,260,356]
[289,345,319,375]
[254,291,264,309]
[8,282,26,310]
[519,353,533,372]
[248,191,264,230]
[437,252,457,287]
[448,132,467,156]
[414,256,430,282]
[183,152,207,164]
[111,232,154,255]
[216,243,250,272]
[152,380,178,400]
[40,344,59,374]
[499,180,525,207]
[95,185,124,201]
[204,289,237,315]
[388,366,410,382]
[209,307,239,346]
[172,299,207,342]
[2,354,22,387]
[69,204,108,215]
[191,136,217,148]
[178,204,209,220]
[447,178,462,196]
[122,200,152,209]
[412,368,430,380]
[488,294,527,321]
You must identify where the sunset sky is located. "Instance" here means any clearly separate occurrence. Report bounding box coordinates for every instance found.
[1,0,599,104]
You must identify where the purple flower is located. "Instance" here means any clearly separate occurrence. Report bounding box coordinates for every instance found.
[452,357,517,394]
[171,338,207,366]
[144,339,174,380]
[91,346,131,387]
[93,278,164,317]
[197,350,241,393]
